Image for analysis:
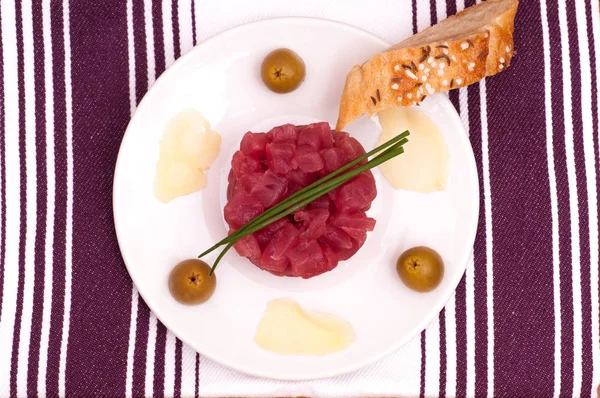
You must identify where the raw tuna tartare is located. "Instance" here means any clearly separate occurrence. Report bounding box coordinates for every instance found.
[224,122,377,278]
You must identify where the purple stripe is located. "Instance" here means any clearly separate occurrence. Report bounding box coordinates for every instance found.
[153,323,167,398]
[546,0,575,395]
[466,81,489,398]
[171,0,180,59]
[419,330,426,398]
[132,302,150,397]
[411,0,417,34]
[489,0,555,395]
[27,0,48,394]
[133,0,147,105]
[10,0,28,394]
[65,0,133,394]
[0,0,7,328]
[46,0,67,393]
[174,338,182,398]
[444,0,456,19]
[438,308,446,397]
[566,3,594,397]
[152,0,165,76]
[454,276,467,397]
[195,353,199,398]
[429,0,437,25]
[191,0,196,46]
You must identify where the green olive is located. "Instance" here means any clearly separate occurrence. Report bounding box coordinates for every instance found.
[168,259,216,305]
[260,48,306,93]
[396,246,444,292]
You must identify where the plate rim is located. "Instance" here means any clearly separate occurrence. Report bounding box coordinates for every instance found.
[112,16,480,381]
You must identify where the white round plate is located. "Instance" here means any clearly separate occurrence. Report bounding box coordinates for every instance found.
[113,17,479,380]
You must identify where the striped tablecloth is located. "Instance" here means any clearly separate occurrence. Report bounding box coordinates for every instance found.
[0,0,599,396]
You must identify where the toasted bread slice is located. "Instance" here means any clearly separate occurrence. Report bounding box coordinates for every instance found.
[336,0,518,130]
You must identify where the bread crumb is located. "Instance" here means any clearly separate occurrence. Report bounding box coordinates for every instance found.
[505,45,510,53]
[468,62,475,71]
[394,64,401,71]
[438,69,444,76]
[407,93,413,99]
[405,70,417,79]
[419,63,425,70]
[461,42,469,50]
[456,78,463,85]
[391,83,399,90]
[499,57,505,63]
[421,75,427,82]
[397,96,403,102]
[442,79,449,86]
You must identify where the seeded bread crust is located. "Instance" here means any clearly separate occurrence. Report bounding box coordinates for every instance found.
[336,0,518,131]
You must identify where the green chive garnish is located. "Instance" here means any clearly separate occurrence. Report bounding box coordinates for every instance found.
[200,130,410,274]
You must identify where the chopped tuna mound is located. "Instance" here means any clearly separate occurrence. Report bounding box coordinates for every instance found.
[224,122,376,279]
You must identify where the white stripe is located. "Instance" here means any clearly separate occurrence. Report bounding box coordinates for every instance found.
[145,312,158,396]
[181,344,197,397]
[458,87,475,398]
[478,79,494,397]
[465,250,475,398]
[424,318,440,397]
[444,292,459,396]
[16,0,38,393]
[575,0,600,394]
[539,0,562,395]
[162,0,175,67]
[165,332,176,397]
[124,0,138,394]
[37,0,56,395]
[125,287,139,398]
[587,0,600,392]
[415,0,430,32]
[0,0,21,394]
[178,0,194,55]
[144,0,156,86]
[557,0,583,395]
[58,0,73,393]
[458,87,469,135]
[435,0,446,24]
